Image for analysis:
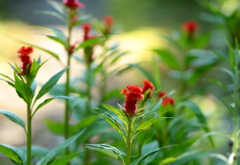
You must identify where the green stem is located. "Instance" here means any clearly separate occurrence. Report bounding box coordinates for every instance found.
[85,64,92,116]
[26,103,32,165]
[84,63,92,165]
[64,55,71,155]
[64,12,72,157]
[126,116,133,165]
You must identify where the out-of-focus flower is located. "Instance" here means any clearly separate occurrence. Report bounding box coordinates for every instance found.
[103,16,114,34]
[17,46,33,75]
[63,0,84,9]
[121,85,144,115]
[142,80,155,94]
[159,91,175,107]
[182,21,198,36]
[82,23,95,41]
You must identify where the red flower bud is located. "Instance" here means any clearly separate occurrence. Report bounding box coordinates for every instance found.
[159,91,175,107]
[103,16,114,34]
[182,21,198,36]
[63,0,84,9]
[121,85,144,115]
[17,46,33,75]
[82,23,95,41]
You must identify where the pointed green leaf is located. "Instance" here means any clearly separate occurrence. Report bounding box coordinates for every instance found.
[50,152,84,165]
[14,72,33,103]
[128,63,154,83]
[131,145,176,165]
[36,129,86,165]
[0,144,25,165]
[0,109,25,129]
[35,10,65,22]
[0,78,15,88]
[76,36,104,50]
[33,96,72,116]
[177,101,215,148]
[154,49,181,70]
[205,78,230,93]
[0,73,14,82]
[35,67,68,102]
[86,144,125,164]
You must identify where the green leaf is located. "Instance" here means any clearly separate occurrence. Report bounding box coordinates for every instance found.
[131,145,176,165]
[154,49,181,70]
[35,67,68,102]
[47,0,65,15]
[35,10,65,22]
[0,73,14,82]
[177,101,215,148]
[46,27,67,47]
[205,78,230,93]
[44,115,97,135]
[0,78,15,88]
[99,113,126,142]
[14,72,34,104]
[33,96,72,116]
[212,51,228,62]
[136,117,168,131]
[76,37,104,50]
[0,109,25,129]
[128,63,154,83]
[50,152,84,165]
[36,129,86,165]
[86,144,125,164]
[0,144,25,165]
[212,95,234,114]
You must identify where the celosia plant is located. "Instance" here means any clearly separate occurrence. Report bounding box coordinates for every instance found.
[86,83,175,165]
[0,46,86,165]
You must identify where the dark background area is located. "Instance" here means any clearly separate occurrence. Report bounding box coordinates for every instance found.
[0,0,208,31]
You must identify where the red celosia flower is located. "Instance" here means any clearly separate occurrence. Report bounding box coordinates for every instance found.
[142,80,155,94]
[103,16,114,34]
[82,23,95,41]
[17,46,33,75]
[182,21,198,36]
[159,91,175,107]
[63,0,84,9]
[121,85,144,115]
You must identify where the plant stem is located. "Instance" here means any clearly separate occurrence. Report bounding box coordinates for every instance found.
[85,63,92,116]
[64,54,71,155]
[232,52,239,165]
[64,12,72,157]
[126,116,133,165]
[84,63,92,165]
[26,103,32,165]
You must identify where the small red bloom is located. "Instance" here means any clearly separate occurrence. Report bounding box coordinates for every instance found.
[63,0,84,9]
[159,92,175,107]
[82,23,95,41]
[182,21,198,36]
[121,85,144,115]
[103,16,114,34]
[17,46,33,75]
[142,80,155,94]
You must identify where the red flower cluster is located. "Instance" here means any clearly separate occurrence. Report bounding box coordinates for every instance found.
[121,85,144,115]
[103,16,114,34]
[142,80,155,94]
[82,23,95,41]
[63,0,84,9]
[159,92,175,107]
[17,46,33,75]
[182,21,198,36]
